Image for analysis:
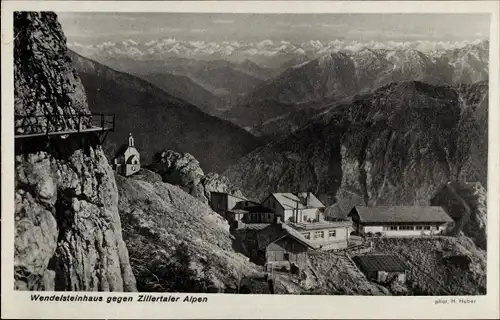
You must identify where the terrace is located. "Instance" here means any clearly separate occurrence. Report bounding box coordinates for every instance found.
[288,219,352,231]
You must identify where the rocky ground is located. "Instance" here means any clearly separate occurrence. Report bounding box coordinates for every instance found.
[371,236,486,295]
[272,234,486,296]
[116,169,264,292]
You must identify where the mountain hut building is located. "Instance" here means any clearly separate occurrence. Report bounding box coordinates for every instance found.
[353,254,409,283]
[348,206,454,237]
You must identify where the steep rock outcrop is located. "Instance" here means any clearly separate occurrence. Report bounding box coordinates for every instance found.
[225,81,488,213]
[431,182,487,250]
[14,12,136,291]
[149,150,244,203]
[117,169,261,292]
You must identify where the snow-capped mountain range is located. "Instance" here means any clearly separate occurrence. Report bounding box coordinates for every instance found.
[223,40,489,132]
[69,38,488,68]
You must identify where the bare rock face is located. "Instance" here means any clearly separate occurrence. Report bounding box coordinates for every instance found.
[150,150,244,203]
[226,81,488,210]
[14,12,136,291]
[201,173,245,201]
[431,181,487,250]
[14,12,90,134]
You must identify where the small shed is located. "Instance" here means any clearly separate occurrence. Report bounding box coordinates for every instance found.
[266,235,312,272]
[353,254,409,283]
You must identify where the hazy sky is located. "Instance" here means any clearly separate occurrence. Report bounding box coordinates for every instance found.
[57,12,490,44]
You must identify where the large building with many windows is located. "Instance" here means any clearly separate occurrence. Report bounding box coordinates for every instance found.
[348,206,454,237]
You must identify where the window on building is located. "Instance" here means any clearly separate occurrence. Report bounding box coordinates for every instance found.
[314,231,324,239]
[416,226,423,230]
[389,226,398,230]
[398,225,414,231]
[272,202,275,209]
[302,232,310,239]
[423,226,431,230]
[329,230,336,237]
[303,215,308,222]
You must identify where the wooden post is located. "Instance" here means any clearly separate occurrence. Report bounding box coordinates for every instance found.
[101,113,104,131]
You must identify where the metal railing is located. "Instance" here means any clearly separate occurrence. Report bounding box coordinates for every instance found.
[15,112,115,136]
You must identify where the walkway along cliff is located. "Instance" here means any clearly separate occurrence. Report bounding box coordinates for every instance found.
[14,12,136,291]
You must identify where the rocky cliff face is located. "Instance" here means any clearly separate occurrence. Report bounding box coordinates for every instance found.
[116,169,261,292]
[149,150,244,203]
[431,182,487,250]
[14,12,136,291]
[225,81,488,215]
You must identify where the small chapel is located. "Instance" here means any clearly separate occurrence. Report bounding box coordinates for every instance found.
[113,133,141,176]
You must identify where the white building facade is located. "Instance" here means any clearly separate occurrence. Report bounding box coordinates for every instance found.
[348,206,454,237]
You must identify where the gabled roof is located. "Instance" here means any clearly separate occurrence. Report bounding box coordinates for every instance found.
[257,223,317,250]
[257,224,286,250]
[242,223,271,231]
[114,144,138,158]
[270,192,325,210]
[349,206,454,224]
[353,255,409,272]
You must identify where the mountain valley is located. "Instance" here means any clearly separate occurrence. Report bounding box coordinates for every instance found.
[69,51,262,173]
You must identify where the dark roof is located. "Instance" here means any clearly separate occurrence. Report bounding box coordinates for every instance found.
[242,223,271,231]
[232,200,260,210]
[353,255,409,272]
[350,206,454,224]
[211,192,248,202]
[243,205,274,213]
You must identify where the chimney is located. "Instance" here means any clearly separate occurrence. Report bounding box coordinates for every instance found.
[306,192,311,206]
[295,198,299,223]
